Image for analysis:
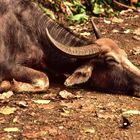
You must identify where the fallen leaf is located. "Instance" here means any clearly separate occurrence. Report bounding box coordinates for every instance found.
[0,106,16,115]
[122,110,140,116]
[120,9,133,15]
[0,91,14,100]
[133,28,140,36]
[59,90,75,99]
[134,15,139,18]
[112,17,123,23]
[13,116,20,123]
[80,32,91,36]
[132,35,140,41]
[47,0,55,4]
[60,112,70,117]
[130,46,140,55]
[124,29,131,34]
[103,19,111,24]
[58,126,64,129]
[17,101,28,108]
[112,29,119,33]
[62,108,70,114]
[82,127,95,134]
[33,100,50,104]
[42,93,57,100]
[4,127,19,132]
[137,8,140,12]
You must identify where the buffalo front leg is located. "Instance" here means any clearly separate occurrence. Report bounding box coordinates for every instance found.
[11,65,49,93]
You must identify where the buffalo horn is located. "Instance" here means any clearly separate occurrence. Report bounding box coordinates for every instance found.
[91,17,102,39]
[46,28,101,59]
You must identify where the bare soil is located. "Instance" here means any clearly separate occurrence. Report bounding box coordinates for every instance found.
[0,10,140,140]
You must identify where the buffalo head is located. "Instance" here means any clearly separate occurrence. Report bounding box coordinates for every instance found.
[65,38,140,97]
[46,26,140,97]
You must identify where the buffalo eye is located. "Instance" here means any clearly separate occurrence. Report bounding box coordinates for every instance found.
[106,56,119,65]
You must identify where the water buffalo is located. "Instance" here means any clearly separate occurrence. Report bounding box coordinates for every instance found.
[0,0,140,97]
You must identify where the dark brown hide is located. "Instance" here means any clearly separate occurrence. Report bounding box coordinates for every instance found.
[0,0,92,92]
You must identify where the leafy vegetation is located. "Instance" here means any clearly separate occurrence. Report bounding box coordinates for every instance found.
[35,0,140,23]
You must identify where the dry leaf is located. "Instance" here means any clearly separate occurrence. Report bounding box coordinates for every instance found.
[112,17,123,23]
[82,127,95,134]
[124,29,131,34]
[130,46,140,55]
[112,29,119,33]
[4,127,19,132]
[59,90,75,99]
[33,100,51,104]
[42,93,57,100]
[120,9,133,15]
[0,91,13,100]
[48,0,55,4]
[132,35,140,41]
[0,106,16,115]
[17,101,28,108]
[133,28,140,36]
[122,110,140,116]
[80,32,91,36]
[103,19,111,24]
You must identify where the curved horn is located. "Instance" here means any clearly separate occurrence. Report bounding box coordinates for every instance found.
[46,28,101,59]
[91,17,102,39]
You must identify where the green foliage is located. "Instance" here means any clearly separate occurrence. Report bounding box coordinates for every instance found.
[90,0,115,16]
[68,13,89,23]
[35,0,140,23]
[39,4,56,20]
[135,1,140,7]
[65,0,89,23]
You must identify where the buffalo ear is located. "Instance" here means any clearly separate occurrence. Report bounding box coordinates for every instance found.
[64,65,93,87]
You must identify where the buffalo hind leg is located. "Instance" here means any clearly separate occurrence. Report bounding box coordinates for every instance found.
[10,65,49,93]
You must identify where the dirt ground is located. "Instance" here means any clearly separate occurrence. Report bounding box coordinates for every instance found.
[0,10,140,140]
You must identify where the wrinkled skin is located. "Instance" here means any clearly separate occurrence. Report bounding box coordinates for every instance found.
[65,38,140,97]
